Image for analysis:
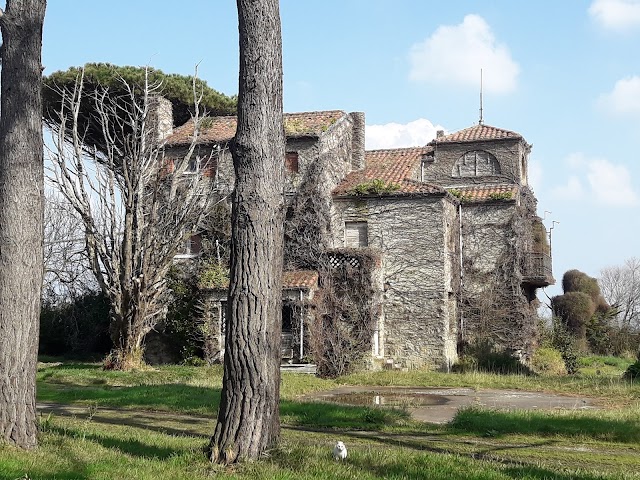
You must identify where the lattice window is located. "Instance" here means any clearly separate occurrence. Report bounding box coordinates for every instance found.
[452,150,500,177]
[327,252,361,269]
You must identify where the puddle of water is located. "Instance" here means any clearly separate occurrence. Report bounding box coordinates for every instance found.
[324,392,449,407]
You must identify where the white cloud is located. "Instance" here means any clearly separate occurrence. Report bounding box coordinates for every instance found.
[589,0,640,32]
[586,158,639,206]
[365,118,445,150]
[552,153,639,207]
[551,176,585,201]
[598,76,640,115]
[408,14,519,94]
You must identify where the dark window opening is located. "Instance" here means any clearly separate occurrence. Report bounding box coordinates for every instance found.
[281,303,295,360]
[282,304,294,333]
[285,152,299,173]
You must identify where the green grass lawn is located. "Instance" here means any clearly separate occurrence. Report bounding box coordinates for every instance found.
[0,358,638,479]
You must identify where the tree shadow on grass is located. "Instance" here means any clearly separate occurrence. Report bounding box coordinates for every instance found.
[347,453,613,480]
[280,399,410,430]
[448,406,640,443]
[40,405,214,438]
[38,382,221,416]
[45,424,182,460]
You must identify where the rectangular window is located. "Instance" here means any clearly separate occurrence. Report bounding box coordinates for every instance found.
[345,221,368,248]
[184,156,201,174]
[285,152,299,173]
[175,234,202,259]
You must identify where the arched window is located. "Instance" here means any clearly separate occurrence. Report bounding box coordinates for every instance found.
[452,150,500,177]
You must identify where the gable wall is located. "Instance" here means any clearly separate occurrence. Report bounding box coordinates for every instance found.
[424,139,526,187]
[459,199,538,358]
[331,195,459,369]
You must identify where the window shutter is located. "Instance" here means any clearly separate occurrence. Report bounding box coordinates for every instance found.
[345,222,368,248]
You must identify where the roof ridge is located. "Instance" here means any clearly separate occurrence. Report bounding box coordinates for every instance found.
[366,146,433,154]
[430,123,522,145]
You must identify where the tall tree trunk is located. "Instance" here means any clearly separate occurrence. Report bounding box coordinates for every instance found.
[0,0,47,449]
[107,310,147,370]
[208,0,285,464]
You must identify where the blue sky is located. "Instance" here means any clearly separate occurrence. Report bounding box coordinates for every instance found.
[39,0,639,301]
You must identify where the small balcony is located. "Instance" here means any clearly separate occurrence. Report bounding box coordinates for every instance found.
[522,252,555,287]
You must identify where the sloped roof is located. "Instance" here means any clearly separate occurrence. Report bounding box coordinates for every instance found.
[450,184,519,202]
[432,124,522,144]
[202,270,318,291]
[166,110,346,146]
[334,147,445,197]
[282,270,318,290]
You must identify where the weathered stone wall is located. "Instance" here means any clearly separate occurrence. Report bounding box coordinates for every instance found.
[284,113,362,269]
[459,197,538,359]
[150,96,174,142]
[424,139,528,187]
[331,194,459,370]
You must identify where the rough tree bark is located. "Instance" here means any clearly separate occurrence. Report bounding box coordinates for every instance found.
[208,0,285,464]
[0,0,47,449]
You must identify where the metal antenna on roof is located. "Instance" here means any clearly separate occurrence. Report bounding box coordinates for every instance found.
[479,68,484,125]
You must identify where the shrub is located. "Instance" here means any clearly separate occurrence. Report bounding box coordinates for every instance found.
[311,251,379,378]
[550,318,580,374]
[531,347,567,376]
[623,360,640,381]
[551,292,595,350]
[39,292,112,358]
[453,341,533,375]
[164,266,207,362]
[562,269,610,313]
[198,261,230,289]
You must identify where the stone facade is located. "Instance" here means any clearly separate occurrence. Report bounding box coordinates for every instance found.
[331,194,460,369]
[163,105,553,371]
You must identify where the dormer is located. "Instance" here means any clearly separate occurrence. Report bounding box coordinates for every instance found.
[423,123,530,188]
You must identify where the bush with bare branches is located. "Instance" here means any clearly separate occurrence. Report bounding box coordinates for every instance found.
[45,67,221,369]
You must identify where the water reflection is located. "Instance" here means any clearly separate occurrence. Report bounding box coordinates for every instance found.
[324,392,449,407]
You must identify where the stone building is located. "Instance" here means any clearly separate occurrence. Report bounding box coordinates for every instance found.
[163,106,554,370]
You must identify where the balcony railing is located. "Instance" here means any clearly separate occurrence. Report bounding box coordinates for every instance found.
[522,252,554,286]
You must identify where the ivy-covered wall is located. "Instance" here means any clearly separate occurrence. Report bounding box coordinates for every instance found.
[331,194,460,370]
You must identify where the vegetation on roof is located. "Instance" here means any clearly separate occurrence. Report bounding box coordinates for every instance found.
[283,118,307,135]
[448,189,471,202]
[448,189,513,202]
[348,179,401,196]
[488,191,513,201]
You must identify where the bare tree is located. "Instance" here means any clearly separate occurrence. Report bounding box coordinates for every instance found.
[46,68,219,370]
[43,190,96,303]
[0,0,46,449]
[600,257,640,330]
[208,0,285,464]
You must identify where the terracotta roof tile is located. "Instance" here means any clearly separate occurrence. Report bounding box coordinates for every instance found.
[334,147,445,197]
[166,110,346,146]
[433,124,522,144]
[449,184,518,202]
[282,270,318,290]
[202,270,318,291]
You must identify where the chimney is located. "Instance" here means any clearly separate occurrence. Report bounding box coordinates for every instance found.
[350,111,365,170]
[148,96,174,142]
[436,129,444,139]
